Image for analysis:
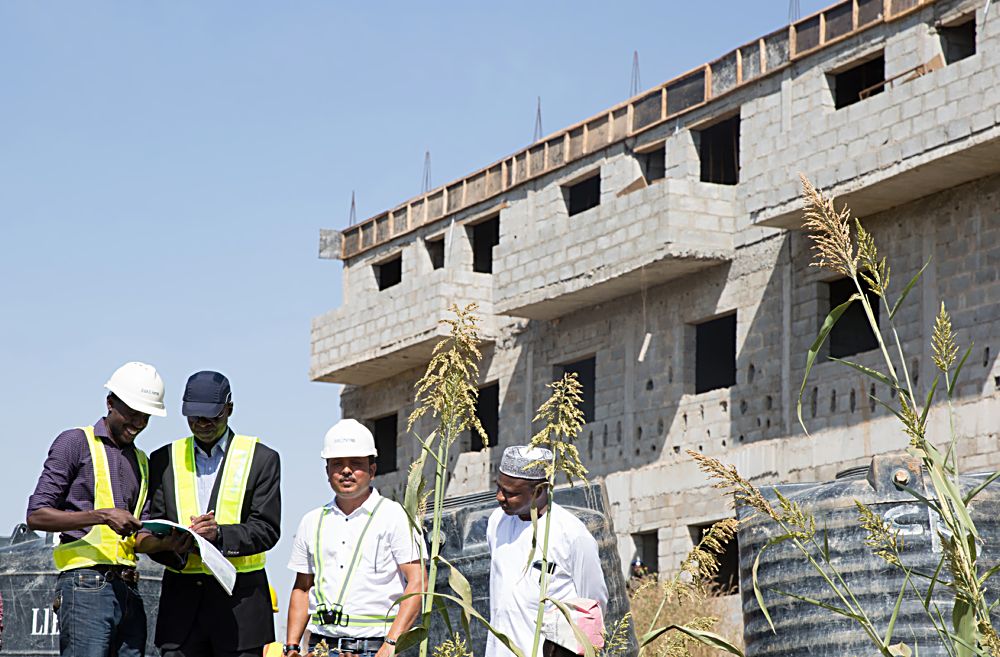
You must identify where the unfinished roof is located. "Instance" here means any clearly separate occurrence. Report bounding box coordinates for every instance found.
[334,0,936,261]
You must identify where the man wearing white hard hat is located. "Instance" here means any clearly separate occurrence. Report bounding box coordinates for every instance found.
[27,362,190,657]
[485,445,608,657]
[284,419,426,657]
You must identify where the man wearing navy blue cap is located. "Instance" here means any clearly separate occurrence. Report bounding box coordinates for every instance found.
[142,371,281,657]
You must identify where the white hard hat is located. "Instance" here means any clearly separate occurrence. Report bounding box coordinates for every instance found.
[104,362,167,417]
[321,419,377,459]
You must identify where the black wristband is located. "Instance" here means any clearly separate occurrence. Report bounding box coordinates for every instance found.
[384,638,397,646]
[283,644,300,655]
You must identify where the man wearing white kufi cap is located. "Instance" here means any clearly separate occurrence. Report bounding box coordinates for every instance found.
[284,419,426,657]
[485,446,608,657]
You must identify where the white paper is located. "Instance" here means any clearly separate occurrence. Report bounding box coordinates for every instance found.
[142,519,237,595]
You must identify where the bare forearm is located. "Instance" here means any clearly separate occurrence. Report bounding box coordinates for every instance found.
[27,507,103,533]
[386,577,424,641]
[134,532,190,555]
[134,533,159,554]
[286,587,311,645]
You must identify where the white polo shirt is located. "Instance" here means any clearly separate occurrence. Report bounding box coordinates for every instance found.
[288,488,426,638]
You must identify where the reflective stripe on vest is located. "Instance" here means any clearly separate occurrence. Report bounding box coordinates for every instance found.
[313,498,396,629]
[170,435,266,574]
[53,426,148,571]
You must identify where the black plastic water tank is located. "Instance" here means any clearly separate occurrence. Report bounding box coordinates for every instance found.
[0,524,163,656]
[738,452,1000,656]
[427,482,637,657]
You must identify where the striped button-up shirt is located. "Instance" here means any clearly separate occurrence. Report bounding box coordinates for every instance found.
[27,418,148,542]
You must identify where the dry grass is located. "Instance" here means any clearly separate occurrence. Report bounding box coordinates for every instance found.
[628,577,743,657]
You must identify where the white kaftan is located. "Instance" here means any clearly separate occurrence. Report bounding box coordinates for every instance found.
[485,503,608,657]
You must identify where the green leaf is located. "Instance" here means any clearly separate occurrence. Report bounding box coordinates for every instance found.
[822,527,830,563]
[946,624,981,656]
[829,357,895,388]
[924,556,946,610]
[871,394,907,423]
[948,345,973,397]
[752,536,791,633]
[770,587,860,620]
[918,376,940,429]
[395,627,428,655]
[523,504,540,575]
[798,294,859,435]
[639,625,744,656]
[963,471,1000,505]
[890,259,930,320]
[543,597,597,657]
[896,483,943,516]
[441,555,473,605]
[883,570,910,647]
[432,595,454,637]
[922,442,979,540]
[392,591,526,657]
[979,563,1000,587]
[403,433,431,522]
[438,554,473,640]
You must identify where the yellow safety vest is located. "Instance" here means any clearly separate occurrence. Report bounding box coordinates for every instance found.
[53,426,149,571]
[170,434,266,574]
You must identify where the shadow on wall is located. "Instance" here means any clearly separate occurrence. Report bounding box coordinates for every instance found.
[486,261,731,479]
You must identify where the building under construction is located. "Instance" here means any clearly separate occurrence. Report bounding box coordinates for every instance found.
[310,0,999,608]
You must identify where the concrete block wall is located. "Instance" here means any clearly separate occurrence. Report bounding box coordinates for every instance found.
[741,0,999,223]
[310,265,496,382]
[335,173,1000,580]
[494,173,737,317]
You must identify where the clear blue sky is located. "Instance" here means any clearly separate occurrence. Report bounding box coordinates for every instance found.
[0,0,828,632]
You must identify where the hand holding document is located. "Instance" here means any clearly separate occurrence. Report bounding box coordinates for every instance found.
[142,519,237,595]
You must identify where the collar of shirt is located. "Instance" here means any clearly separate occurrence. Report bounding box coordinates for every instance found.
[94,417,139,458]
[194,429,231,459]
[326,487,382,519]
[94,417,111,440]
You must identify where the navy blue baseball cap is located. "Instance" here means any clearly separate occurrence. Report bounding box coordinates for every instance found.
[181,371,232,418]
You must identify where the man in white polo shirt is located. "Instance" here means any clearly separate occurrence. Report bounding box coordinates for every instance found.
[285,419,426,657]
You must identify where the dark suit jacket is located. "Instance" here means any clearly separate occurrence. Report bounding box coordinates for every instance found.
[147,433,281,651]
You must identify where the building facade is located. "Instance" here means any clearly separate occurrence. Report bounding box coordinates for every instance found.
[311,0,999,603]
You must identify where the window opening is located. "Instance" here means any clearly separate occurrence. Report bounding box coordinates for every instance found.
[469,215,500,274]
[469,382,499,452]
[828,277,880,358]
[374,255,402,290]
[371,413,398,474]
[640,145,666,183]
[557,356,596,423]
[695,313,737,394]
[631,531,659,577]
[426,237,445,270]
[697,115,740,185]
[940,18,976,64]
[831,53,885,108]
[690,522,740,593]
[564,174,601,216]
